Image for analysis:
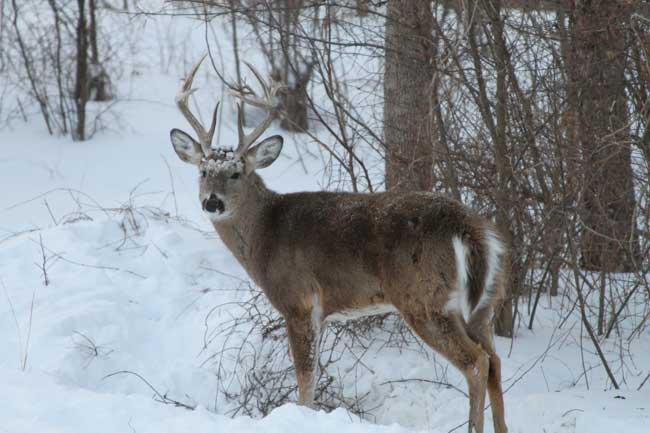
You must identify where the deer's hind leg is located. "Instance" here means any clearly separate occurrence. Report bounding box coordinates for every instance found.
[400,311,490,433]
[467,307,507,433]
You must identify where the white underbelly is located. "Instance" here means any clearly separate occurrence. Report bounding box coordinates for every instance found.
[325,304,398,323]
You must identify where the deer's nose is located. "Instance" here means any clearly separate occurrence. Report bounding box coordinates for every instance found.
[203,194,225,213]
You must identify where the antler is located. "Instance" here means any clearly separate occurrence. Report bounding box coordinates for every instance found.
[232,62,284,157]
[176,54,220,157]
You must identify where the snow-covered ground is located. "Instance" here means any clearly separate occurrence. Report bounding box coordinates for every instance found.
[1,4,649,433]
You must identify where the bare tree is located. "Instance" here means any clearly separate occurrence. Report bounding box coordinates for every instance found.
[88,0,112,101]
[4,0,118,139]
[74,0,89,140]
[566,0,640,272]
[356,0,369,17]
[383,0,434,191]
[213,0,314,131]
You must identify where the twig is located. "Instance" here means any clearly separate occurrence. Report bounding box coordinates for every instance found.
[103,370,195,410]
[638,372,650,390]
[380,378,468,398]
[160,154,179,217]
[34,233,51,286]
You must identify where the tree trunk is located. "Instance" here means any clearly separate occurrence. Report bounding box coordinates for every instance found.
[74,0,89,140]
[484,0,514,337]
[230,0,245,127]
[276,0,310,132]
[383,0,435,191]
[89,0,98,65]
[88,0,111,101]
[356,0,369,16]
[568,0,640,272]
[279,77,310,132]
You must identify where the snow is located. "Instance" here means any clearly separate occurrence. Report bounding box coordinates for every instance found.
[204,155,243,172]
[1,4,649,433]
[0,369,411,433]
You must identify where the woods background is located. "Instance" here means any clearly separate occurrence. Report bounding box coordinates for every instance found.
[2,0,650,416]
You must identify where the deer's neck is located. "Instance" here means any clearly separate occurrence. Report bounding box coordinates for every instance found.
[211,173,275,276]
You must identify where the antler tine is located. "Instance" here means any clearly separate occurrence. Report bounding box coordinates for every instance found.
[236,103,246,145]
[232,62,284,156]
[175,54,219,156]
[238,61,285,106]
[245,61,272,98]
[207,101,220,148]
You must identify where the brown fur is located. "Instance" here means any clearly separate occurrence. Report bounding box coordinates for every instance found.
[216,178,484,315]
[170,59,507,430]
[208,173,508,433]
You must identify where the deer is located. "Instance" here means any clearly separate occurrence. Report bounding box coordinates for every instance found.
[169,56,508,433]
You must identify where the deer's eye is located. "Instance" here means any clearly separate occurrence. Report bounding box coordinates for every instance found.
[201,170,207,178]
[230,172,240,180]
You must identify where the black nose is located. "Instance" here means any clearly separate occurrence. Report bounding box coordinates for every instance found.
[203,194,225,213]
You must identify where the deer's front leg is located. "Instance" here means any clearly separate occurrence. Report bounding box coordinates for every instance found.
[285,311,322,408]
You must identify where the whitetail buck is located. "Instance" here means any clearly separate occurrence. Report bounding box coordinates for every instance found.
[169,56,508,433]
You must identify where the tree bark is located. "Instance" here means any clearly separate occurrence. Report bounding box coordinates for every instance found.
[481,0,514,337]
[88,0,111,101]
[567,0,640,272]
[230,0,244,126]
[356,0,369,16]
[383,0,435,192]
[280,79,310,132]
[275,0,310,132]
[74,0,89,140]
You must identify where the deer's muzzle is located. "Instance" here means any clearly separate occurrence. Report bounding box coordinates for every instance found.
[203,194,225,214]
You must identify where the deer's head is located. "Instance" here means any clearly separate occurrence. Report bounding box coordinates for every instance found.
[170,56,283,221]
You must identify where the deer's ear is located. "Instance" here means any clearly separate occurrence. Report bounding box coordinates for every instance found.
[245,135,283,172]
[170,129,203,165]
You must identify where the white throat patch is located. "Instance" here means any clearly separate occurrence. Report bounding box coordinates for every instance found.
[206,210,234,222]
